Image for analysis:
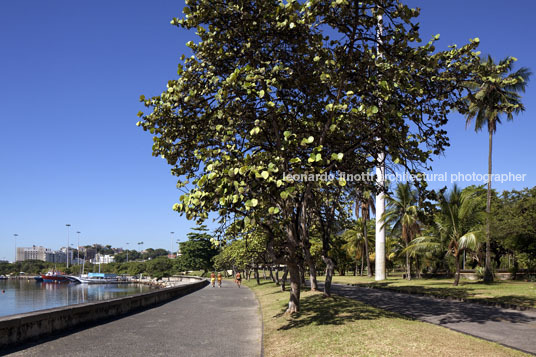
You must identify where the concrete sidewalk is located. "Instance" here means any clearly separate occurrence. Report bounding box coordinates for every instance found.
[5,280,262,357]
[329,283,536,355]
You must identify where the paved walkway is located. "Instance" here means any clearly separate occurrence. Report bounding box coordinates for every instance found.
[5,280,262,357]
[329,283,536,355]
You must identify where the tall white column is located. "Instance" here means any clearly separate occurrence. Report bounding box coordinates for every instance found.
[375,10,386,281]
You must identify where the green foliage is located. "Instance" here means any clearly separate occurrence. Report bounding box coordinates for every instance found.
[493,187,536,261]
[465,56,531,134]
[127,262,146,276]
[138,0,494,307]
[383,182,420,246]
[139,0,480,231]
[146,257,173,280]
[177,225,219,272]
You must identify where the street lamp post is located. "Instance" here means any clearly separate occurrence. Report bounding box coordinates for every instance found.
[66,224,71,268]
[170,232,174,257]
[76,231,81,266]
[138,242,144,259]
[14,234,18,263]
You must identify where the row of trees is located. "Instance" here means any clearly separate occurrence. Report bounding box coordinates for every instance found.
[138,0,529,312]
[212,184,536,287]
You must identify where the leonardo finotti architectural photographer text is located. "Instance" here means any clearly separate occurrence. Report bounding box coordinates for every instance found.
[282,171,527,184]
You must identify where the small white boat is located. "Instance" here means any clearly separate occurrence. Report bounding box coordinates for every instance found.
[78,273,119,284]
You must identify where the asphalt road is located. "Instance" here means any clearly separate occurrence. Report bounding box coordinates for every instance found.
[4,280,262,357]
[329,283,536,355]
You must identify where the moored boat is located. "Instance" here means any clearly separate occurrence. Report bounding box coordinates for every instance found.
[78,273,119,284]
[41,270,70,283]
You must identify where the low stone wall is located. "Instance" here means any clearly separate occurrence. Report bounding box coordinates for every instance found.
[0,277,208,349]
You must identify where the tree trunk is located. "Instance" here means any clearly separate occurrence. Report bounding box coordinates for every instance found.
[303,246,318,291]
[254,265,260,285]
[299,264,306,285]
[453,252,461,286]
[483,130,494,283]
[360,249,364,276]
[363,218,372,277]
[405,248,411,281]
[286,261,301,313]
[269,266,275,283]
[322,255,335,297]
[281,266,288,292]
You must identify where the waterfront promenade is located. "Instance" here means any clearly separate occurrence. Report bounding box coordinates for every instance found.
[4,280,262,357]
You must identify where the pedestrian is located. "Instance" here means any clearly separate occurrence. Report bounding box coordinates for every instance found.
[217,272,222,288]
[210,272,216,287]
[235,271,241,288]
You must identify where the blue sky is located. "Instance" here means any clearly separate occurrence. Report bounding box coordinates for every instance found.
[1,1,534,261]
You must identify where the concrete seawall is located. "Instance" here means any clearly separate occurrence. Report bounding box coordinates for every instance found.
[0,277,208,349]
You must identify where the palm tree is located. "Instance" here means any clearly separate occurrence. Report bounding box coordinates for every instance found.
[341,219,374,276]
[356,190,375,277]
[382,182,420,280]
[464,56,531,282]
[406,185,484,286]
[342,220,365,276]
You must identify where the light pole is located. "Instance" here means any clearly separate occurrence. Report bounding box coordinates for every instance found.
[76,232,81,266]
[170,232,174,257]
[126,242,130,263]
[66,224,71,268]
[138,241,144,259]
[14,234,18,263]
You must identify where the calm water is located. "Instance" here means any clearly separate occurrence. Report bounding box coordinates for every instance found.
[0,279,154,317]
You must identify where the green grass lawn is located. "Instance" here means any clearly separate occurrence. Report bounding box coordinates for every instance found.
[246,280,528,357]
[317,274,536,309]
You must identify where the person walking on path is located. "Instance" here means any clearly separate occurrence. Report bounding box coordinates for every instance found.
[217,272,222,288]
[210,272,216,287]
[235,272,242,288]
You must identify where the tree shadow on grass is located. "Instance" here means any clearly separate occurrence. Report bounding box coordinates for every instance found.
[353,281,472,300]
[484,295,536,308]
[330,283,536,325]
[276,293,405,330]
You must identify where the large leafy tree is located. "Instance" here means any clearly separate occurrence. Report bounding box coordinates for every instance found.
[178,226,219,274]
[464,56,531,282]
[139,0,480,312]
[493,187,536,267]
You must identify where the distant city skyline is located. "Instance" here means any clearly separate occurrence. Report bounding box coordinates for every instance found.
[1,0,535,262]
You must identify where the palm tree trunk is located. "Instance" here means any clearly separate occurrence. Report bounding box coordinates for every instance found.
[363,218,372,277]
[405,244,411,281]
[360,250,364,276]
[454,252,461,286]
[484,130,494,283]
